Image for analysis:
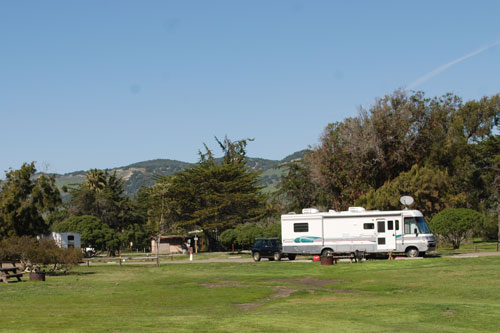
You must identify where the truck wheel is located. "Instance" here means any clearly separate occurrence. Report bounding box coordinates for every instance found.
[252,252,261,262]
[273,252,282,261]
[321,249,334,257]
[288,254,296,261]
[406,247,419,258]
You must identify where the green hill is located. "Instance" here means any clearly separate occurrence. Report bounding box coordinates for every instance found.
[51,150,306,197]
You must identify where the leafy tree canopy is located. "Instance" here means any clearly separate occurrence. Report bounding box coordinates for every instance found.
[307,91,500,211]
[357,165,466,219]
[65,169,149,254]
[275,158,325,213]
[54,215,116,252]
[0,162,61,239]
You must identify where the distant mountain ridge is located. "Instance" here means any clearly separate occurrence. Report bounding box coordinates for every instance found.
[51,150,306,197]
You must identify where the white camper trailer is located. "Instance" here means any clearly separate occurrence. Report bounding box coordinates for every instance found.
[281,207,436,258]
[38,232,81,249]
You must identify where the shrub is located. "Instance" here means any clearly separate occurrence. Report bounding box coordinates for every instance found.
[220,229,238,250]
[0,236,83,273]
[430,208,484,249]
[0,236,37,261]
[236,224,263,249]
[220,222,281,250]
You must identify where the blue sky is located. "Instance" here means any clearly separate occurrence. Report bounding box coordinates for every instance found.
[1,1,499,174]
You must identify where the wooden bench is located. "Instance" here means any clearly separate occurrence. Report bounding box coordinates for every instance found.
[0,261,23,283]
[331,251,365,264]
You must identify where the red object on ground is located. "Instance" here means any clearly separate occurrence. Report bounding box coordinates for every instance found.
[313,255,320,262]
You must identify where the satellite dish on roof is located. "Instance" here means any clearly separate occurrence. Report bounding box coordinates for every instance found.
[400,196,414,209]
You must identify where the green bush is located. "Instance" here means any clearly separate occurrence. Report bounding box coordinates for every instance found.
[220,229,238,250]
[220,222,281,250]
[430,208,484,249]
[262,223,281,238]
[236,224,262,249]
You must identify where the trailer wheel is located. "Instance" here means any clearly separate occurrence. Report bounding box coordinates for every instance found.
[321,249,334,257]
[273,252,282,261]
[288,254,296,261]
[252,252,261,262]
[405,247,419,258]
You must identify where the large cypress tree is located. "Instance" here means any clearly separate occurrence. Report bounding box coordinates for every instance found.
[158,137,267,250]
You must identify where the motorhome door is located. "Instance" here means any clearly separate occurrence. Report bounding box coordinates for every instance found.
[376,219,396,251]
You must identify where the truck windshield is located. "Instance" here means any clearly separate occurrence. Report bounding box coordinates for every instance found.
[404,217,431,234]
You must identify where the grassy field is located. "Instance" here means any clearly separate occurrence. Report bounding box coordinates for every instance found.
[2,256,500,332]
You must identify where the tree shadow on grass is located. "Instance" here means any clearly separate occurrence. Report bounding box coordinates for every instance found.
[424,253,442,258]
[48,271,96,276]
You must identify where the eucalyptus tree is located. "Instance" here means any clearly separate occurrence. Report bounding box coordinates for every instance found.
[307,91,500,211]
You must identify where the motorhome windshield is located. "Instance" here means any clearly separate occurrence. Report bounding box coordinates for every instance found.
[404,217,431,234]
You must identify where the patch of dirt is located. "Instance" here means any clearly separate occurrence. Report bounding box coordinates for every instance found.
[203,279,357,312]
[236,303,260,310]
[235,286,298,310]
[443,310,456,316]
[201,281,244,289]
[270,286,298,299]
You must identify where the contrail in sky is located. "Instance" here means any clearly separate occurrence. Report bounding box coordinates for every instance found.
[406,40,500,90]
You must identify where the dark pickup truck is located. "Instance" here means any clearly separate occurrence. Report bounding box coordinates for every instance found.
[251,238,296,261]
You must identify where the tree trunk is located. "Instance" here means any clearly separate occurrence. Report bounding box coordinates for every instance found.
[496,175,500,242]
[205,232,218,252]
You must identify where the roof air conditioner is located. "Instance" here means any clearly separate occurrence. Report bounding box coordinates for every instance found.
[302,208,319,214]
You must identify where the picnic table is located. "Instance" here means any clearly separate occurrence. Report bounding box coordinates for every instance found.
[0,261,23,283]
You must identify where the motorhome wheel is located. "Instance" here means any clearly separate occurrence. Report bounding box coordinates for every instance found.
[406,247,419,258]
[321,249,334,257]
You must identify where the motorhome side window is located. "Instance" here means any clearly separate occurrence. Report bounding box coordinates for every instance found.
[404,217,431,234]
[363,223,374,230]
[405,217,418,234]
[294,223,309,232]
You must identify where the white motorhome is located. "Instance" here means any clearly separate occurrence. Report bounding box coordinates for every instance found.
[281,207,436,258]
